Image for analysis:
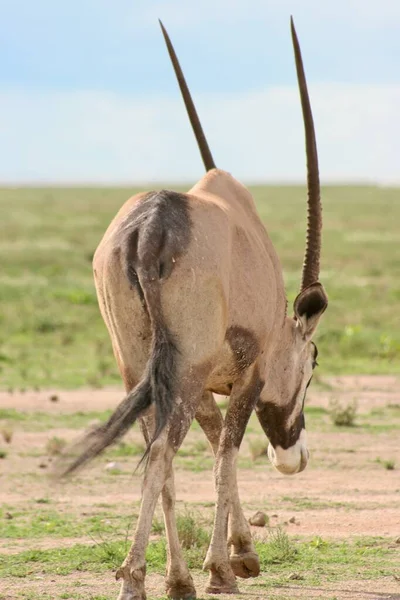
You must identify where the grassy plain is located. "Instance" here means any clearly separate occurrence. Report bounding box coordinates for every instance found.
[0,378,399,599]
[0,184,399,389]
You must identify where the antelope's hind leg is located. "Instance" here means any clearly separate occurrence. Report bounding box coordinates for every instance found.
[140,419,196,600]
[162,470,196,599]
[195,391,260,580]
[116,428,173,600]
[116,396,200,600]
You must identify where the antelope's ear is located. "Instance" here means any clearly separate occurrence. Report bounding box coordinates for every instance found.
[293,282,328,340]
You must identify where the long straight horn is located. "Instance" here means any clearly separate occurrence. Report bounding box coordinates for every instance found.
[291,17,321,290]
[159,20,216,172]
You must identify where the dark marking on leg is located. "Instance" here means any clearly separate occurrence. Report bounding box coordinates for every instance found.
[224,369,264,449]
[225,326,260,373]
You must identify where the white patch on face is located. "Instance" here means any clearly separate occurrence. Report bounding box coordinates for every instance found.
[267,429,309,475]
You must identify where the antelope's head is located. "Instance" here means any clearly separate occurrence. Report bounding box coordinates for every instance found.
[255,19,328,475]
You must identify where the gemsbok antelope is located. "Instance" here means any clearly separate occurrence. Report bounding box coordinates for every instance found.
[57,17,328,600]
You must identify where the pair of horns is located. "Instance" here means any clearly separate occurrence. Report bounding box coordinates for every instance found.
[159,18,321,290]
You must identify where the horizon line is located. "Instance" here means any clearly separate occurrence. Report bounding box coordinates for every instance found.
[0,179,398,189]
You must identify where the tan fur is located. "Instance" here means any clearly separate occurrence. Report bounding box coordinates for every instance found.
[94,169,286,394]
[91,167,326,599]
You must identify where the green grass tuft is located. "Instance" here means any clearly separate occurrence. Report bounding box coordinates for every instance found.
[176,510,210,551]
[2,534,396,584]
[329,399,358,427]
[383,459,396,471]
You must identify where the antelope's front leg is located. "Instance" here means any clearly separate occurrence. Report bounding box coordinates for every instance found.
[196,392,260,579]
[203,369,263,594]
[228,467,260,580]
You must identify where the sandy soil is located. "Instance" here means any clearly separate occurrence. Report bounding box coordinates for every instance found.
[0,376,399,600]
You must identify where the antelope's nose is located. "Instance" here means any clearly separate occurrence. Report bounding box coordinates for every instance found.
[267,431,309,475]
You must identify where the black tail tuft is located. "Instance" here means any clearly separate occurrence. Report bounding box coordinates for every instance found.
[137,324,178,469]
[149,325,178,440]
[55,320,178,478]
[54,379,151,477]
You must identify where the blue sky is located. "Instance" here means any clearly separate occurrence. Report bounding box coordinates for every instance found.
[1,0,400,183]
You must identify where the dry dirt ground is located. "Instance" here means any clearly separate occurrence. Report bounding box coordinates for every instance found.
[0,376,399,600]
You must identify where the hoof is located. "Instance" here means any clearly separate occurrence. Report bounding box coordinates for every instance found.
[204,566,238,595]
[117,583,146,600]
[166,580,196,600]
[230,551,260,579]
[205,582,239,595]
[116,564,146,600]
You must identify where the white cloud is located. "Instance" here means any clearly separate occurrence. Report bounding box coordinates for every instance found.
[0,83,399,184]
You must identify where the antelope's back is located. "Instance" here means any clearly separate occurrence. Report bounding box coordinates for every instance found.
[92,170,285,379]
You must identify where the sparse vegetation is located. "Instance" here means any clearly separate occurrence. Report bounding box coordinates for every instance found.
[1,395,399,597]
[383,460,396,471]
[45,436,67,456]
[110,441,145,457]
[192,439,209,453]
[0,506,136,540]
[1,426,13,443]
[0,449,7,459]
[264,527,297,563]
[176,510,210,551]
[329,398,358,427]
[152,516,165,535]
[0,408,113,431]
[1,532,397,587]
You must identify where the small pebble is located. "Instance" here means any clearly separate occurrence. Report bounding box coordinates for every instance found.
[49,394,59,403]
[105,461,120,471]
[289,516,296,524]
[288,573,304,581]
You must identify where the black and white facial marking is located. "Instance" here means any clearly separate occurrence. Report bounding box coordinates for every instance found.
[255,340,319,475]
